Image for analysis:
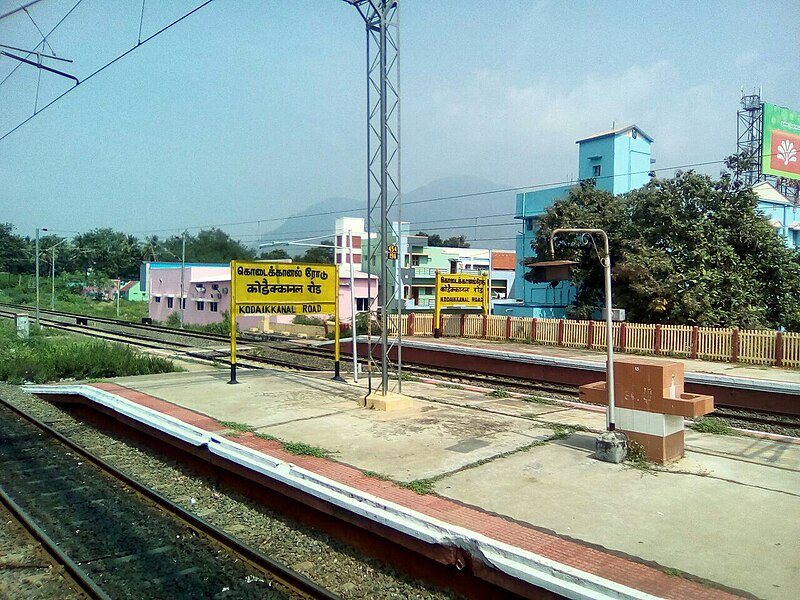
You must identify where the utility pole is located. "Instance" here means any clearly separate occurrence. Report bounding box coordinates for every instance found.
[179,231,186,329]
[347,0,402,398]
[35,227,46,329]
[348,230,358,383]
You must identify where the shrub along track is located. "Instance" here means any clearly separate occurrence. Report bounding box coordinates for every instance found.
[0,395,339,600]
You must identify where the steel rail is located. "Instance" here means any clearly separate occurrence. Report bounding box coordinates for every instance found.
[0,484,110,600]
[0,396,341,600]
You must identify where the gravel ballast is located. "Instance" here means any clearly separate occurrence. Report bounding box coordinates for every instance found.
[0,383,457,600]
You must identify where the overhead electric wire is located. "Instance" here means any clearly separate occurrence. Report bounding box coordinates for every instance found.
[0,0,214,143]
[127,155,736,239]
[0,0,84,89]
[0,1,46,22]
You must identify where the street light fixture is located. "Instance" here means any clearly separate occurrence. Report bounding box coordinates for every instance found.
[260,233,359,383]
[549,228,616,431]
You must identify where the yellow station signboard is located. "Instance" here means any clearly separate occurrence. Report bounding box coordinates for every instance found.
[232,262,337,314]
[228,261,341,383]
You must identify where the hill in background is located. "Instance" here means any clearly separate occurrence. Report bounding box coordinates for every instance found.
[258,176,520,251]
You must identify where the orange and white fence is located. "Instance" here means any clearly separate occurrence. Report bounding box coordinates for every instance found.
[387,313,800,368]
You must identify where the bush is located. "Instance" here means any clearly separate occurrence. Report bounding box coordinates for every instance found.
[0,322,180,384]
[293,315,326,326]
[355,312,381,336]
[165,310,182,327]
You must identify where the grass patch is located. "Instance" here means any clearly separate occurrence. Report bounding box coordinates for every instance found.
[219,421,251,432]
[398,371,418,382]
[521,395,558,405]
[624,440,653,472]
[550,424,573,439]
[0,322,180,384]
[254,432,279,441]
[692,417,733,435]
[487,388,510,398]
[435,383,461,389]
[399,479,436,495]
[362,470,392,481]
[282,441,330,458]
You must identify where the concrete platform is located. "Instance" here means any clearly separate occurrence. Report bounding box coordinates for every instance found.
[33,367,800,599]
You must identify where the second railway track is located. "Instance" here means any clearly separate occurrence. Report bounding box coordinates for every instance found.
[0,397,339,600]
[3,302,799,436]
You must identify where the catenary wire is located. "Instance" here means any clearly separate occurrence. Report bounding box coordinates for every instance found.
[0,0,214,143]
[126,157,738,238]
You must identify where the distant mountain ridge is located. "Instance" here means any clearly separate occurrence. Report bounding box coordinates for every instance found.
[257,176,520,251]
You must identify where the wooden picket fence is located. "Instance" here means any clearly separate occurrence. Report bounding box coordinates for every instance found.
[386,313,800,368]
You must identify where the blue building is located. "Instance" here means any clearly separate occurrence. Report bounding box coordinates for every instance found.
[510,125,654,318]
[753,181,800,249]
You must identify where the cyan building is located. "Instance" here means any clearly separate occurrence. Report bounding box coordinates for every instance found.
[753,181,800,249]
[511,125,654,318]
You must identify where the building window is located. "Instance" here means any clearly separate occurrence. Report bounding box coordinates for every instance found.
[210,302,218,312]
[592,165,601,177]
[167,297,173,308]
[212,284,218,290]
[154,296,161,303]
[180,298,186,310]
[356,298,370,311]
[526,219,534,231]
[197,301,204,311]
[411,255,421,266]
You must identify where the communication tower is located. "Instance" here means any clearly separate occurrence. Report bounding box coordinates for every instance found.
[736,89,800,202]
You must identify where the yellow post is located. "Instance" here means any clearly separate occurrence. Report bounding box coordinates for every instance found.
[228,261,238,384]
[434,271,442,338]
[483,272,490,316]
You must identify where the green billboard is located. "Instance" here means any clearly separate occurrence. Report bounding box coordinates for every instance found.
[762,103,800,181]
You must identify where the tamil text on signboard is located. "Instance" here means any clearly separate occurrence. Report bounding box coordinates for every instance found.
[436,273,488,307]
[232,262,337,315]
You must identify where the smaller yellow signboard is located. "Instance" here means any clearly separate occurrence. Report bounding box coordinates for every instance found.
[434,272,489,336]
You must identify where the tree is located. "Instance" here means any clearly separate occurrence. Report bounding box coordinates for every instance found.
[73,228,141,279]
[528,170,800,330]
[259,249,290,260]
[0,223,32,274]
[442,235,470,248]
[163,229,255,264]
[417,232,443,246]
[296,241,335,264]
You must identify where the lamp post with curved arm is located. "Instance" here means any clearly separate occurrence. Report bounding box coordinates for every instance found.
[549,228,616,431]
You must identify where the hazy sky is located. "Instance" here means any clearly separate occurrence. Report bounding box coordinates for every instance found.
[0,0,796,246]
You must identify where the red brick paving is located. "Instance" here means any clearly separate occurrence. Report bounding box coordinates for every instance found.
[89,383,745,599]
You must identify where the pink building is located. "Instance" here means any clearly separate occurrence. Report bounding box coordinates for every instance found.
[145,262,377,329]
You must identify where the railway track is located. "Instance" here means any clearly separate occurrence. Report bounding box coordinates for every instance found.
[3,302,798,436]
[0,397,339,600]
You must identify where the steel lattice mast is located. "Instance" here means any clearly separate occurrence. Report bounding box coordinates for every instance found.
[346,0,402,396]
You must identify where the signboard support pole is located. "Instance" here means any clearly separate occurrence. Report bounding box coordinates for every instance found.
[333,269,345,382]
[228,261,238,385]
[433,272,441,338]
